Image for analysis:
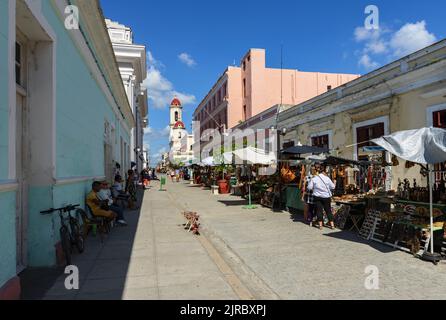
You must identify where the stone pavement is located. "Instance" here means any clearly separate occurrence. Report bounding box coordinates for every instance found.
[168,180,446,300]
[21,184,239,300]
[21,178,446,300]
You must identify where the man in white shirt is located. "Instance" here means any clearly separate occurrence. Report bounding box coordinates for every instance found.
[307,165,335,230]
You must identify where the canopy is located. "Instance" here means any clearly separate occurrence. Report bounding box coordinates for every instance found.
[200,156,216,167]
[223,146,276,165]
[371,127,446,165]
[281,145,329,155]
[372,127,446,260]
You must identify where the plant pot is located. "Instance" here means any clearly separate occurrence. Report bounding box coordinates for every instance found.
[218,179,230,194]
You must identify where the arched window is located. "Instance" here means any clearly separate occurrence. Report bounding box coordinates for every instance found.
[175,111,179,122]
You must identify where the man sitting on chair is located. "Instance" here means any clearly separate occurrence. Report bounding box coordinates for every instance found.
[87,181,127,226]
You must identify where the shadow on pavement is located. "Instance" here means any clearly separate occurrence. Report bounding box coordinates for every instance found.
[323,230,397,253]
[218,199,250,206]
[20,188,146,300]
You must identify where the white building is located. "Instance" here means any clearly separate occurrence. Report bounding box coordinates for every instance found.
[106,19,148,173]
[169,98,194,164]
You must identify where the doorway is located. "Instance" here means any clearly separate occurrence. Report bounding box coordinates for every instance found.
[15,32,29,272]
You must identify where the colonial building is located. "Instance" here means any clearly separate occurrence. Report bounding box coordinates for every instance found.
[105,19,148,175]
[169,98,194,164]
[0,0,134,299]
[278,39,446,189]
[192,48,360,141]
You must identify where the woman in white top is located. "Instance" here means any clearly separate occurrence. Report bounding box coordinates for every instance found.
[307,164,336,230]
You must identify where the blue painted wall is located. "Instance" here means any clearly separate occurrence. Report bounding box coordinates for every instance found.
[0,192,16,290]
[25,2,132,267]
[0,0,16,290]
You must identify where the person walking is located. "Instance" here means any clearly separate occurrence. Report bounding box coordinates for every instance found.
[307,165,335,230]
[302,172,315,226]
[125,169,138,210]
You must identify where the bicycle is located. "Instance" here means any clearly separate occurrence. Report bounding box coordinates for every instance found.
[40,204,85,266]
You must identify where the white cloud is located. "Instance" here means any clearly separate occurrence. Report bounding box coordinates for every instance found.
[152,146,168,160]
[354,26,381,42]
[178,52,197,67]
[353,20,437,71]
[365,40,387,54]
[389,21,437,58]
[142,52,196,109]
[144,125,170,140]
[358,54,379,70]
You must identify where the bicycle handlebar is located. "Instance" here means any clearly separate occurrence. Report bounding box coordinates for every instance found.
[40,204,80,215]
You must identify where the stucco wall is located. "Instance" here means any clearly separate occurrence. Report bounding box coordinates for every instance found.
[0,0,9,179]
[23,2,133,267]
[287,87,446,190]
[0,192,16,290]
[42,2,128,179]
[0,0,16,291]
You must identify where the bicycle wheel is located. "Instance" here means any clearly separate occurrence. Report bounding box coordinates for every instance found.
[70,219,85,253]
[60,226,72,266]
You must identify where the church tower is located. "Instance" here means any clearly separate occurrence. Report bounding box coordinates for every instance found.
[170,97,183,128]
[169,97,186,152]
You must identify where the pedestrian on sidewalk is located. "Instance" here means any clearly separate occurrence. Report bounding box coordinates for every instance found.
[302,171,315,226]
[125,169,138,210]
[307,164,335,230]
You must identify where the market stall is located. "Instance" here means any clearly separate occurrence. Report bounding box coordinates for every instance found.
[223,147,278,209]
[366,127,446,264]
[279,145,328,212]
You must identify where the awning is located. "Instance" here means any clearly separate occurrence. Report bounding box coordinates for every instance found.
[372,127,446,259]
[200,156,216,167]
[371,127,446,165]
[281,145,329,155]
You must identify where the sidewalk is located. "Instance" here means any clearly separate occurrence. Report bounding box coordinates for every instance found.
[21,185,238,300]
[168,181,446,300]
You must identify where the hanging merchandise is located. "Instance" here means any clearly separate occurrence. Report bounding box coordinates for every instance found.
[280,163,296,184]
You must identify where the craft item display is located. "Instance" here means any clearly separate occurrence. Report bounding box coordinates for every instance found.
[183,211,200,235]
[359,209,381,239]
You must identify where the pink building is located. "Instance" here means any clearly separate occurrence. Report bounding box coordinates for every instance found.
[193,48,360,136]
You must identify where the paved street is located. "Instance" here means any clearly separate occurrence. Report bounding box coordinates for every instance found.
[21,185,239,300]
[22,178,446,300]
[167,179,446,300]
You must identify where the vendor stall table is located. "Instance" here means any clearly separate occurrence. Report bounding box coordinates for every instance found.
[283,184,304,211]
[333,200,367,232]
[370,217,444,262]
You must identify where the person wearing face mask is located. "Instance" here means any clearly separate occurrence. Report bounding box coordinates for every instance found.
[97,181,128,226]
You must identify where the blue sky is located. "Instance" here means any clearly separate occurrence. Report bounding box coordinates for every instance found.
[100,0,446,166]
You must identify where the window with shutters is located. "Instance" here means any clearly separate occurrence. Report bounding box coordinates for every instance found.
[311,134,329,149]
[433,109,446,129]
[356,122,385,160]
[432,108,446,182]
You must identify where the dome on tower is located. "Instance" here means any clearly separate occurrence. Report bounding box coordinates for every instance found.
[173,121,185,129]
[171,97,182,107]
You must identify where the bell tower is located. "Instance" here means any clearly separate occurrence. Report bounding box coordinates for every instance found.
[170,97,182,127]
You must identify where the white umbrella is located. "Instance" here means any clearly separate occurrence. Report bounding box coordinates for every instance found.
[372,127,446,262]
[200,156,216,167]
